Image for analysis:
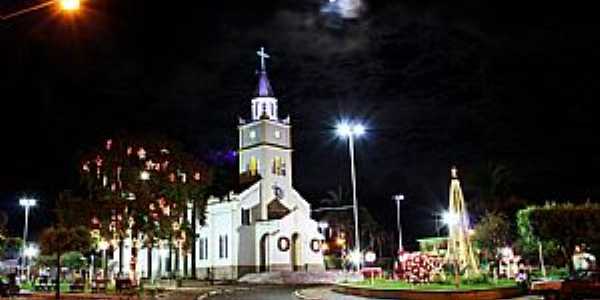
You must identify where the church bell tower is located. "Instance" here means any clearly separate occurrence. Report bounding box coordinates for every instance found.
[238,47,293,220]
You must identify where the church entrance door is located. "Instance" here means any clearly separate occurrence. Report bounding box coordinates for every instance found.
[291,233,302,271]
[259,234,268,272]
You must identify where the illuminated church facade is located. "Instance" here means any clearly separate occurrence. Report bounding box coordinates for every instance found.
[116,48,325,280]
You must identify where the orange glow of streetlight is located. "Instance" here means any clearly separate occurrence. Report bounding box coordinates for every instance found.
[59,0,80,11]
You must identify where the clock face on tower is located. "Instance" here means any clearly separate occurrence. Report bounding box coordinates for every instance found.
[273,184,285,200]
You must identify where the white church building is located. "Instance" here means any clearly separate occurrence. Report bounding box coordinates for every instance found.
[115,48,325,280]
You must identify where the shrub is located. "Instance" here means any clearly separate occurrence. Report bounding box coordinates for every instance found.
[324,255,343,269]
[461,273,491,285]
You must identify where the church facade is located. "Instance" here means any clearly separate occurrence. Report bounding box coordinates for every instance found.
[115,49,325,280]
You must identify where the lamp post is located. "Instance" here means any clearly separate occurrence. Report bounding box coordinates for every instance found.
[2,0,81,20]
[393,194,405,253]
[336,121,365,269]
[19,198,37,277]
[19,198,37,245]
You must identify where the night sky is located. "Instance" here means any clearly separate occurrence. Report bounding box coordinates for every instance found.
[2,0,599,248]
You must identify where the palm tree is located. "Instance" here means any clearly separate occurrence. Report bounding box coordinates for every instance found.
[466,162,522,216]
[318,188,392,256]
[319,186,348,207]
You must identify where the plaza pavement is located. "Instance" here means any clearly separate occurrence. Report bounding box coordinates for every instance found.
[10,284,546,300]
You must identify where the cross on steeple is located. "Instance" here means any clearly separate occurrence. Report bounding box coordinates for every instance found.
[256,47,270,71]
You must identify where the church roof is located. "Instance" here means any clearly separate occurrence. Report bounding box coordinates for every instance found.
[256,71,274,97]
[267,198,290,220]
[233,172,262,194]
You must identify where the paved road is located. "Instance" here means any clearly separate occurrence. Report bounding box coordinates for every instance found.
[205,286,376,300]
[206,286,543,300]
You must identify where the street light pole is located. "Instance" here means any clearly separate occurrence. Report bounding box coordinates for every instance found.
[2,0,81,20]
[20,198,37,244]
[336,121,365,270]
[393,194,405,253]
[348,134,360,262]
[19,198,37,277]
[23,205,31,245]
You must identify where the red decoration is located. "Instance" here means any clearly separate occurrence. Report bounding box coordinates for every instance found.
[394,252,443,283]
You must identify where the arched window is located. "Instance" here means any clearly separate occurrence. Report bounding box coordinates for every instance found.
[249,157,258,176]
[272,157,286,176]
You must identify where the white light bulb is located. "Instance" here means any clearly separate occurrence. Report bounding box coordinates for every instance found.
[353,124,365,136]
[442,211,459,226]
[336,123,352,137]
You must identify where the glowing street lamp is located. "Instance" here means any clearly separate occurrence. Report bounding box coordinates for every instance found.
[442,211,459,227]
[59,0,80,11]
[2,0,81,20]
[335,120,365,269]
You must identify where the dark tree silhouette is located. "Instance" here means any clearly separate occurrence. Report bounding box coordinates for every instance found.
[39,226,91,300]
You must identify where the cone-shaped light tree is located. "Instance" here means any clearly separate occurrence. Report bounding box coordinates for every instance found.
[445,167,479,279]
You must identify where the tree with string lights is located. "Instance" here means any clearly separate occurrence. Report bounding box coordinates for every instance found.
[79,133,211,279]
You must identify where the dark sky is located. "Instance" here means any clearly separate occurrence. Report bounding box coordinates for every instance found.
[2,0,599,247]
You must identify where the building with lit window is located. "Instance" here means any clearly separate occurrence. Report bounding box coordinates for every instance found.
[117,49,325,280]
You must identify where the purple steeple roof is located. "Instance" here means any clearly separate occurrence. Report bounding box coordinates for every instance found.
[256,70,274,97]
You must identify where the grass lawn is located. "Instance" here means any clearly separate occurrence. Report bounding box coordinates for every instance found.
[340,278,518,291]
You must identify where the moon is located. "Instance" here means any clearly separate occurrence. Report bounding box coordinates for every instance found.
[321,0,364,19]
